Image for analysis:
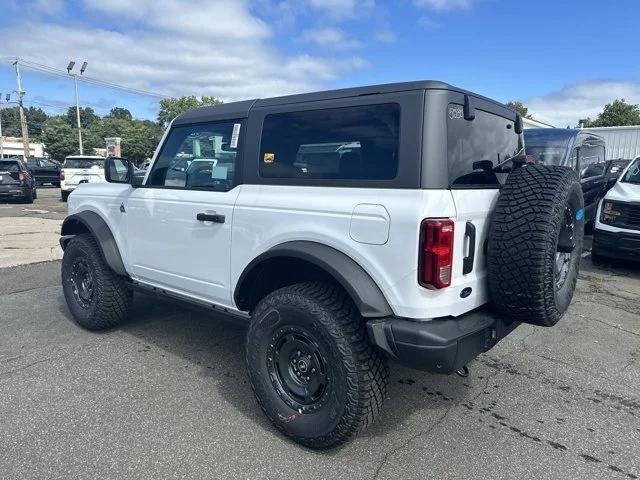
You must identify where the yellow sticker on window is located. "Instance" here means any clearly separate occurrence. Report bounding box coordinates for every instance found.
[263,153,275,164]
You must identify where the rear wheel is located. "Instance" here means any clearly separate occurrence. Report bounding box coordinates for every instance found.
[61,190,70,202]
[245,282,388,449]
[488,165,584,327]
[23,190,34,204]
[61,233,132,330]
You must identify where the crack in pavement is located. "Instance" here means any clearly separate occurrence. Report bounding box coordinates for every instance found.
[371,370,499,480]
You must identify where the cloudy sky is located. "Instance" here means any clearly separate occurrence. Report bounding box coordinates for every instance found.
[0,0,637,126]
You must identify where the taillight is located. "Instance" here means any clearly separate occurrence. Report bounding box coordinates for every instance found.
[60,170,65,181]
[419,219,454,289]
[19,171,27,183]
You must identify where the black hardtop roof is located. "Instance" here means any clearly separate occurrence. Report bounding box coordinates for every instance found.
[173,80,509,125]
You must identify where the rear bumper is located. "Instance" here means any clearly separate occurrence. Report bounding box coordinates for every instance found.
[0,185,29,198]
[367,307,519,373]
[593,228,640,260]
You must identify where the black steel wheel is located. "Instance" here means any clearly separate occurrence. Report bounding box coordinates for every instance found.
[69,257,96,309]
[246,282,388,449]
[267,325,331,414]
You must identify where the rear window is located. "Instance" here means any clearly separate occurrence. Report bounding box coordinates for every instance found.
[0,161,20,172]
[63,158,104,169]
[447,105,523,188]
[259,104,400,181]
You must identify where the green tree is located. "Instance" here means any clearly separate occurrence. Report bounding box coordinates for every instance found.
[120,120,163,164]
[41,118,79,161]
[0,106,49,139]
[25,106,49,138]
[65,106,100,129]
[506,101,532,119]
[107,107,132,121]
[157,95,222,126]
[0,107,21,137]
[582,99,640,127]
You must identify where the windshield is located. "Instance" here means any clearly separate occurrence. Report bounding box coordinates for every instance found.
[63,158,104,169]
[524,146,567,166]
[621,158,640,184]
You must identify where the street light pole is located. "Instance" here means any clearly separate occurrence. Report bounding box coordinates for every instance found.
[72,74,83,154]
[67,61,88,155]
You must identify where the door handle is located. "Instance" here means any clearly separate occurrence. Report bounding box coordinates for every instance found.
[196,212,225,223]
[462,221,476,275]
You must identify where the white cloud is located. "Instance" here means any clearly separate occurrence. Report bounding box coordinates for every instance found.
[301,27,362,49]
[374,29,396,43]
[413,0,471,10]
[525,80,640,127]
[0,0,367,102]
[308,0,375,19]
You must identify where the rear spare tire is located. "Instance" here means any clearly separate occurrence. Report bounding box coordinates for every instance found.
[487,165,584,327]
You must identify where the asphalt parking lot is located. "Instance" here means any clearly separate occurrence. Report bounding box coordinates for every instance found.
[1,193,639,479]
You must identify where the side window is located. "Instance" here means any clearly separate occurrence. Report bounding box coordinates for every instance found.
[259,104,400,181]
[579,144,605,179]
[26,159,38,168]
[148,121,241,190]
[447,106,523,187]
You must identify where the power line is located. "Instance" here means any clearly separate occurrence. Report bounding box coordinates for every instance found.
[15,59,169,99]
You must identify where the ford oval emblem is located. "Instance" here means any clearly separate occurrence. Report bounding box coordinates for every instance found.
[460,287,472,298]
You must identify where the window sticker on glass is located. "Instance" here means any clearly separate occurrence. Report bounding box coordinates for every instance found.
[264,153,275,163]
[230,123,241,149]
[211,166,228,179]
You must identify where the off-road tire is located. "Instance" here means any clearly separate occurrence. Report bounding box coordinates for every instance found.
[245,282,388,449]
[61,190,70,202]
[61,233,132,330]
[488,165,584,327]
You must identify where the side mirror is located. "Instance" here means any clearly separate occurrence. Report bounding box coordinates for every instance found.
[105,157,133,184]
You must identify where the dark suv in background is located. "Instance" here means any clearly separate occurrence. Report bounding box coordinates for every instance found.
[0,158,37,203]
[524,129,608,226]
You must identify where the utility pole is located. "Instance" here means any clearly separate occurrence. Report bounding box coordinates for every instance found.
[13,58,31,160]
[67,61,87,155]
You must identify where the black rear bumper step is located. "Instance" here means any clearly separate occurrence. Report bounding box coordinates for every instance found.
[366,307,519,374]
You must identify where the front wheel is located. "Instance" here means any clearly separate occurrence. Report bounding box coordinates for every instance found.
[61,233,132,330]
[245,282,388,449]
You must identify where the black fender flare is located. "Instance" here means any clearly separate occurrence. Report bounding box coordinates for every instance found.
[60,211,128,276]
[234,241,393,318]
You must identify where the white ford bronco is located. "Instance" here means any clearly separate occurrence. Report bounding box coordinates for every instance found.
[60,81,584,448]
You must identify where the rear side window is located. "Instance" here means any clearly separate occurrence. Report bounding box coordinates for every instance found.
[447,105,522,188]
[259,104,400,181]
[0,161,20,172]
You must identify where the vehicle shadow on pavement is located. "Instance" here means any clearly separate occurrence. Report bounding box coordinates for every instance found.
[74,291,478,447]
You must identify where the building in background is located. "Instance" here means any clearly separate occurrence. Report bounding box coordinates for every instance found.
[0,136,45,159]
[584,126,640,160]
[105,137,121,157]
